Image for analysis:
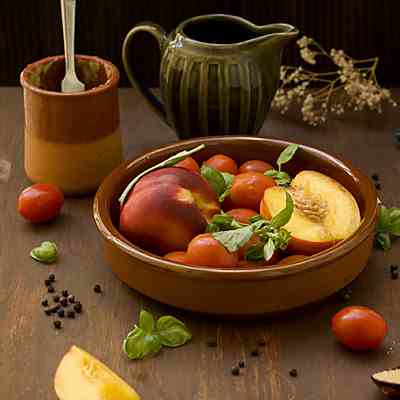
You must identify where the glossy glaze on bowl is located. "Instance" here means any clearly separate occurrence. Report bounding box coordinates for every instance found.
[94,137,378,316]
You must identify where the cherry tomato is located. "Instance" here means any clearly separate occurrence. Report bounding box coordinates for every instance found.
[227,208,258,224]
[238,160,273,174]
[331,306,387,351]
[164,251,191,265]
[175,157,200,173]
[17,183,64,223]
[230,172,276,211]
[204,154,238,174]
[277,255,307,266]
[237,234,281,265]
[187,233,238,268]
[238,234,262,259]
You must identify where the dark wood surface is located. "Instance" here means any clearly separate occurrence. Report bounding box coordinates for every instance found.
[1,0,400,86]
[1,87,400,400]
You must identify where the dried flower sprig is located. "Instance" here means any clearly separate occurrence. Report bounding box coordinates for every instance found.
[272,36,397,126]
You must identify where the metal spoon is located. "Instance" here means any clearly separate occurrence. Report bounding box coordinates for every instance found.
[60,0,85,93]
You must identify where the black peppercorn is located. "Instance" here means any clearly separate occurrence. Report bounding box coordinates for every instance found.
[50,305,61,313]
[57,309,65,318]
[44,279,52,287]
[48,285,55,293]
[231,366,240,376]
[375,183,382,191]
[73,303,82,313]
[94,284,102,293]
[391,265,399,273]
[44,309,52,316]
[392,271,399,280]
[251,349,259,357]
[238,360,245,368]
[48,273,56,282]
[68,295,75,304]
[53,295,60,303]
[207,337,217,347]
[289,369,298,377]
[61,290,69,297]
[371,173,379,181]
[41,299,49,307]
[67,310,75,319]
[60,298,68,307]
[257,338,266,347]
[54,320,62,329]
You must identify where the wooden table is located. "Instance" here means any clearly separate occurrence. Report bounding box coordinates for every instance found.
[1,87,399,400]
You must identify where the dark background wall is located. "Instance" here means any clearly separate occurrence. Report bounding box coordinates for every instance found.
[1,0,399,87]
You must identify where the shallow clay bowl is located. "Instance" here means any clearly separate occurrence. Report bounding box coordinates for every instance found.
[94,136,378,317]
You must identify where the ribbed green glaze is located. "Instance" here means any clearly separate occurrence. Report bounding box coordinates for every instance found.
[123,14,298,138]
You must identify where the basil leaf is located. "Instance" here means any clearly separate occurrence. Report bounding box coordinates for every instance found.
[30,241,58,264]
[249,214,262,223]
[213,225,254,253]
[277,144,299,171]
[245,244,265,261]
[123,326,162,360]
[156,316,192,347]
[206,213,244,232]
[375,232,391,251]
[265,169,292,186]
[270,192,294,228]
[219,172,234,202]
[201,164,226,196]
[139,310,155,333]
[263,239,275,261]
[119,144,205,205]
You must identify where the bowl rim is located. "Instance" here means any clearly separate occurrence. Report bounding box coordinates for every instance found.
[93,136,378,281]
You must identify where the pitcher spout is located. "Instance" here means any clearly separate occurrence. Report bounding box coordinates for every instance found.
[249,23,299,50]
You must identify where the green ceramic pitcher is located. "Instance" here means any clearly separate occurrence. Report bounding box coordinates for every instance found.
[122,14,298,138]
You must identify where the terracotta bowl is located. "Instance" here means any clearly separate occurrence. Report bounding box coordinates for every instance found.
[93,136,378,317]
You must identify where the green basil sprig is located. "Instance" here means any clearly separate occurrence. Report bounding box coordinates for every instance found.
[123,310,192,360]
[375,205,400,251]
[30,241,58,264]
[119,144,206,206]
[265,144,299,186]
[212,192,293,261]
[200,164,234,202]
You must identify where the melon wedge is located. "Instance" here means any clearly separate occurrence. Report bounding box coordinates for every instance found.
[260,171,361,255]
[54,346,140,400]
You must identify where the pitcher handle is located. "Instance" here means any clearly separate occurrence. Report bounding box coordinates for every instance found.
[122,23,167,122]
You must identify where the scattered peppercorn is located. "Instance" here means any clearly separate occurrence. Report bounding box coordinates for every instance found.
[53,295,60,303]
[231,366,240,376]
[339,288,352,301]
[94,284,102,293]
[73,303,82,313]
[48,285,55,293]
[41,299,49,307]
[375,183,382,191]
[251,349,259,357]
[67,310,75,319]
[207,337,217,347]
[44,279,52,287]
[61,290,69,297]
[54,320,62,329]
[257,338,266,347]
[289,369,298,377]
[48,273,56,282]
[44,309,52,316]
[392,271,399,280]
[60,298,68,307]
[391,265,399,273]
[372,173,379,181]
[57,309,65,318]
[50,305,61,313]
[68,295,75,304]
[238,360,245,368]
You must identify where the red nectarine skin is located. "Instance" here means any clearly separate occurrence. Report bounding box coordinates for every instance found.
[120,183,207,255]
[133,167,220,220]
[187,233,239,268]
[227,208,258,224]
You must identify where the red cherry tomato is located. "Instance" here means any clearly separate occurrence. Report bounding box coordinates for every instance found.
[204,154,238,174]
[230,172,276,211]
[238,160,274,174]
[17,183,64,223]
[331,306,387,351]
[175,157,200,173]
[164,251,191,265]
[187,233,238,268]
[227,208,258,224]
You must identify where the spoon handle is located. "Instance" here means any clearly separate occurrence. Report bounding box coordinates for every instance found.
[61,0,77,78]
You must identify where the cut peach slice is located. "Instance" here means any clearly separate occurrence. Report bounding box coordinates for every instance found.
[260,171,361,255]
[54,346,140,400]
